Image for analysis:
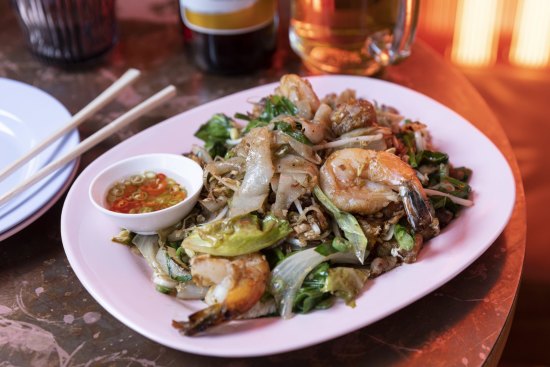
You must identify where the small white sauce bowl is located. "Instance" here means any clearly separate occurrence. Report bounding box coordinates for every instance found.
[89,153,203,234]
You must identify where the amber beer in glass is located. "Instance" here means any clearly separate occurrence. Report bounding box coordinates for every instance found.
[290,0,419,75]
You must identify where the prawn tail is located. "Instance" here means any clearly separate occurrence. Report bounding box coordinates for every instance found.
[400,184,440,238]
[172,303,231,336]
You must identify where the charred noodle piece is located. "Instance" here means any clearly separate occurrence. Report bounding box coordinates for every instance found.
[271,154,319,218]
[228,127,274,217]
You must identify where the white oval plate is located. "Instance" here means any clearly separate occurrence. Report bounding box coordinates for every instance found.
[0,78,80,241]
[61,76,515,357]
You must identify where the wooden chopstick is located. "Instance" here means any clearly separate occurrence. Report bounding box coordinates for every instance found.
[0,85,177,207]
[0,68,141,183]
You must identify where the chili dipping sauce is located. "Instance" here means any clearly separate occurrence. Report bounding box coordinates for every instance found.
[106,171,187,214]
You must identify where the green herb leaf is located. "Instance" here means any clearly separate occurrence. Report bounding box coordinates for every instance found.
[194,113,233,157]
[242,119,269,133]
[259,95,298,122]
[274,120,311,145]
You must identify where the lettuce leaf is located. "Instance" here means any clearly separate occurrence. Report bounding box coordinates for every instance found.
[313,186,368,263]
[181,213,292,256]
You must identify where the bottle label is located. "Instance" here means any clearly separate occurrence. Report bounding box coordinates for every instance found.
[180,0,276,35]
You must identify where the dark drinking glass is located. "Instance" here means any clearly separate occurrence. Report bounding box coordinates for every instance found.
[11,0,117,65]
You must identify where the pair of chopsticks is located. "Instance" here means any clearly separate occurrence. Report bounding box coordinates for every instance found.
[0,69,176,207]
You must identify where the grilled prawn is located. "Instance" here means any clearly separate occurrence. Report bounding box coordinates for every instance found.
[319,148,439,236]
[172,253,270,335]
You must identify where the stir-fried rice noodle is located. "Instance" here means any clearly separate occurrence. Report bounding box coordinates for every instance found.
[117,74,474,336]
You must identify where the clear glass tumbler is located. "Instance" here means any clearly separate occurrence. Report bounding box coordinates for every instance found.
[11,0,117,65]
[290,0,419,75]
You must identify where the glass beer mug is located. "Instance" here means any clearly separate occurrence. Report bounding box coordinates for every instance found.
[290,0,419,75]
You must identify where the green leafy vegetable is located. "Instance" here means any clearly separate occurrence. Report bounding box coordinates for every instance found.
[181,213,292,256]
[234,112,251,121]
[112,229,135,245]
[194,113,233,157]
[450,166,472,182]
[293,262,333,313]
[155,285,173,294]
[242,119,269,133]
[156,250,192,282]
[394,224,415,251]
[314,242,336,257]
[269,246,358,319]
[401,132,418,167]
[332,236,353,253]
[242,95,300,133]
[442,175,471,198]
[264,247,287,269]
[322,267,369,307]
[315,237,352,256]
[274,121,311,145]
[430,195,458,214]
[416,150,449,165]
[259,95,298,121]
[240,96,311,144]
[313,186,368,263]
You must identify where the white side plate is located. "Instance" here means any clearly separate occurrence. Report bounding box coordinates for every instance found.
[0,78,79,241]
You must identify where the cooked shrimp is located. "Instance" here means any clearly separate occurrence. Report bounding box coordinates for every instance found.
[172,253,269,335]
[275,74,320,119]
[319,148,439,235]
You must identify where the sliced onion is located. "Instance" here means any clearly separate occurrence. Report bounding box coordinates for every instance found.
[293,199,304,215]
[414,130,427,152]
[270,247,358,319]
[205,205,229,223]
[273,131,322,164]
[312,134,383,151]
[176,282,208,300]
[424,188,474,207]
[339,126,390,138]
[226,138,243,145]
[130,175,144,185]
[191,144,213,164]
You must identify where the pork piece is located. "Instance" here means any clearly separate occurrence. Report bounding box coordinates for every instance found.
[330,99,378,136]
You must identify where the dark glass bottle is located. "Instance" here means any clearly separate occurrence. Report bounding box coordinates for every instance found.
[179,0,277,74]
